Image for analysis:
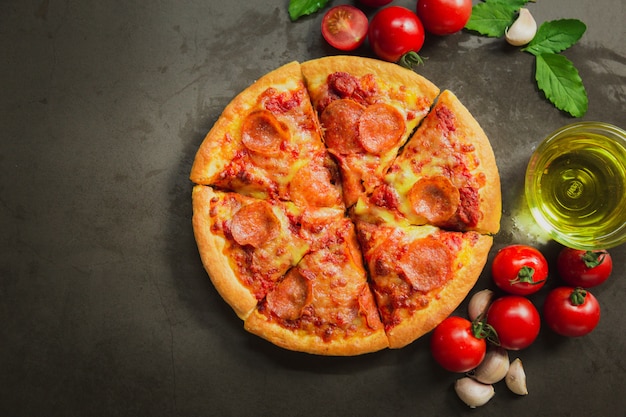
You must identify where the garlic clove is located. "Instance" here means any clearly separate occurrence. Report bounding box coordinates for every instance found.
[455,377,495,408]
[472,346,510,384]
[505,8,537,46]
[506,358,529,395]
[468,289,495,321]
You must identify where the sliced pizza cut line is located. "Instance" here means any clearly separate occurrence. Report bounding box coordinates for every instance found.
[245,215,389,356]
[190,61,344,210]
[301,56,440,208]
[192,185,314,319]
[355,89,502,235]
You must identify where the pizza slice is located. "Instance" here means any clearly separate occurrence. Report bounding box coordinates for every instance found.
[355,219,492,349]
[301,56,440,207]
[356,90,501,234]
[192,185,332,319]
[190,61,343,209]
[244,217,388,356]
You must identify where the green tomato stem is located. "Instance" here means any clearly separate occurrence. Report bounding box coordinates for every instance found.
[569,287,587,306]
[582,250,607,268]
[472,318,500,346]
[398,52,424,70]
[510,265,545,285]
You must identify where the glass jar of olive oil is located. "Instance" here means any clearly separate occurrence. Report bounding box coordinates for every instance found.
[525,122,626,250]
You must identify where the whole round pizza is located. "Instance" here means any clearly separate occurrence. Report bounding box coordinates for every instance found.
[190,56,501,356]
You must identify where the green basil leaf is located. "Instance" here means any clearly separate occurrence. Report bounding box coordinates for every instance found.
[288,0,330,21]
[535,53,588,118]
[523,19,587,55]
[465,2,517,37]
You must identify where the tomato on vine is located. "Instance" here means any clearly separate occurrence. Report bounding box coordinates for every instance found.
[543,287,601,337]
[416,0,472,35]
[368,6,425,66]
[491,244,548,295]
[430,316,495,373]
[557,248,613,288]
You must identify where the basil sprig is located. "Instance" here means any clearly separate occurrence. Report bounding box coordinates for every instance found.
[465,0,588,117]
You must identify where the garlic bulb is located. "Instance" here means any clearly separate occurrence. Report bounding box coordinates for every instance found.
[455,377,495,408]
[505,8,537,46]
[506,358,529,395]
[468,289,494,321]
[472,346,510,384]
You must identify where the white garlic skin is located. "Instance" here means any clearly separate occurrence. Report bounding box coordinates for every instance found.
[468,289,495,321]
[505,8,538,46]
[455,377,495,408]
[506,358,529,395]
[473,346,510,384]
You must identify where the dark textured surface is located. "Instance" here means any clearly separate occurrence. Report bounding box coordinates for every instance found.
[1,0,625,415]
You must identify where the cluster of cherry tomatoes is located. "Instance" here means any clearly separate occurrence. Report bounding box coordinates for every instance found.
[431,244,613,374]
[321,0,473,62]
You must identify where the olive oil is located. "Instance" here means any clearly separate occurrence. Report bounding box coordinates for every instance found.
[525,123,626,249]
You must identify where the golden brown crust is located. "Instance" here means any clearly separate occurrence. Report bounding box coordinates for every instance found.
[300,55,439,105]
[244,310,389,356]
[192,185,257,319]
[386,234,493,349]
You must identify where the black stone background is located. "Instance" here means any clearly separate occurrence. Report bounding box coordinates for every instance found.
[1,0,625,415]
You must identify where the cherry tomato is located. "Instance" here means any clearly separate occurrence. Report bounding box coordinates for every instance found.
[557,248,613,288]
[321,5,369,51]
[430,316,487,373]
[358,0,393,7]
[543,287,601,337]
[486,296,540,350]
[491,244,548,296]
[368,6,425,62]
[416,0,472,35]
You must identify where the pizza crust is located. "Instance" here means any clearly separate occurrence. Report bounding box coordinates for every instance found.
[192,185,257,319]
[301,55,439,105]
[244,310,389,356]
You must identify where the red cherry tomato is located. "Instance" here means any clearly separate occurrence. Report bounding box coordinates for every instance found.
[491,244,548,295]
[557,248,613,288]
[430,316,487,373]
[358,0,393,7]
[368,6,425,62]
[321,5,369,51]
[486,296,540,350]
[543,287,601,337]
[416,0,472,35]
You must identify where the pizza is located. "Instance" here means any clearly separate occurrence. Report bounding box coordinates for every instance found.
[190,56,501,356]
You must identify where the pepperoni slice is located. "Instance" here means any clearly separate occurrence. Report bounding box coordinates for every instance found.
[241,109,290,156]
[320,99,365,154]
[399,238,452,292]
[266,268,312,321]
[290,162,342,207]
[408,176,461,224]
[230,201,280,247]
[358,103,405,154]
